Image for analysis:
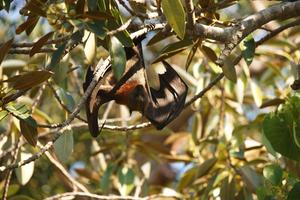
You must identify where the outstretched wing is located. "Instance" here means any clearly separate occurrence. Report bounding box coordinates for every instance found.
[145,61,188,129]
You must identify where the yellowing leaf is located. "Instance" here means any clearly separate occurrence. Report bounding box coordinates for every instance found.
[161,0,186,39]
[2,70,53,90]
[250,80,263,107]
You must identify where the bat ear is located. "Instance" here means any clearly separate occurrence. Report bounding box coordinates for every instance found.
[83,66,94,91]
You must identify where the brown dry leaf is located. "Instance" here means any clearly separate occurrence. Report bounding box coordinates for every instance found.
[200,45,217,63]
[2,70,53,90]
[19,117,38,147]
[16,16,39,35]
[0,38,14,65]
[30,32,54,57]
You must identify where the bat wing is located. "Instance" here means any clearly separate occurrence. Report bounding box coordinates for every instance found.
[145,61,188,129]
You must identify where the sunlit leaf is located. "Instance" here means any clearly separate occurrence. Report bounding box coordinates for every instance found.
[54,127,74,163]
[2,70,53,90]
[19,116,38,147]
[15,151,35,185]
[161,0,186,39]
[30,31,54,57]
[0,110,8,121]
[109,36,126,81]
[250,80,263,107]
[84,32,96,64]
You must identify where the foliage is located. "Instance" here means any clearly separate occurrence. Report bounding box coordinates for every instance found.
[0,0,300,199]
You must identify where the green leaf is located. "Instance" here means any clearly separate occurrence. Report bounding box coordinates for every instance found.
[152,39,193,63]
[54,127,74,163]
[263,96,300,161]
[239,166,262,192]
[9,195,34,200]
[220,177,235,200]
[118,167,135,185]
[100,164,116,193]
[240,35,255,66]
[161,0,186,39]
[0,110,8,121]
[117,167,135,195]
[19,117,38,147]
[15,151,35,185]
[109,36,126,81]
[85,21,106,39]
[0,184,19,197]
[263,164,283,185]
[288,182,300,200]
[223,58,237,83]
[56,87,75,111]
[6,103,30,120]
[106,21,133,47]
[177,158,217,191]
[49,43,67,70]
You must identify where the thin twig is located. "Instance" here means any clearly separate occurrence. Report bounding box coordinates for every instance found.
[2,138,21,200]
[8,48,56,54]
[43,192,180,200]
[39,142,90,193]
[47,82,87,123]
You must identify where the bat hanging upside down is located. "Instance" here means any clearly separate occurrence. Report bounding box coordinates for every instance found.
[83,42,188,137]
